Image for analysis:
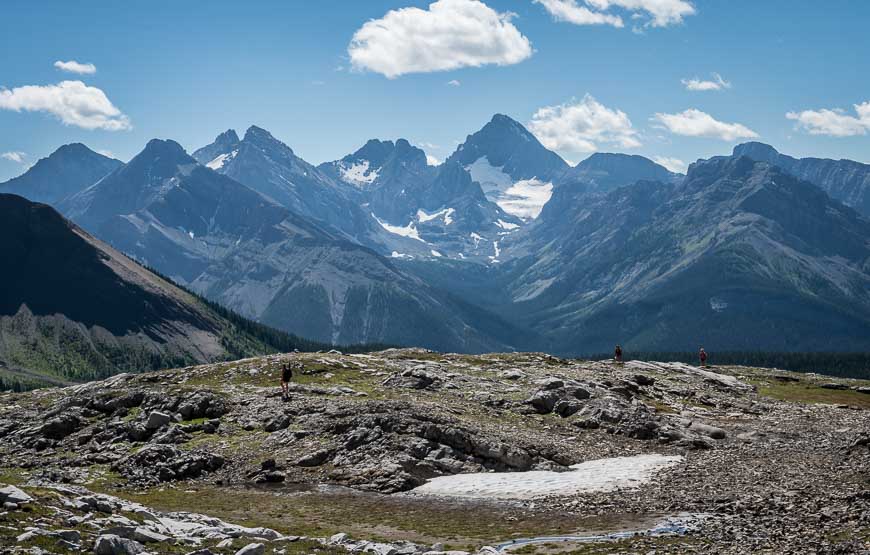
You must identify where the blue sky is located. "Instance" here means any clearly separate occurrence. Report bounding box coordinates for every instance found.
[1,0,869,181]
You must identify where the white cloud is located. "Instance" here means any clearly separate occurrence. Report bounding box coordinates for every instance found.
[652,109,758,141]
[535,0,694,28]
[447,79,462,86]
[681,73,731,91]
[1,151,26,163]
[54,60,97,75]
[528,94,641,156]
[652,155,687,173]
[0,80,131,131]
[533,0,623,27]
[786,101,870,137]
[96,149,115,158]
[348,0,533,78]
[426,154,442,166]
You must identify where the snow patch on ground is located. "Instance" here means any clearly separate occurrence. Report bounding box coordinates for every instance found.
[470,232,483,248]
[391,251,412,259]
[340,161,380,187]
[430,249,443,257]
[411,454,683,500]
[373,214,424,242]
[206,150,237,170]
[497,219,519,231]
[417,207,455,226]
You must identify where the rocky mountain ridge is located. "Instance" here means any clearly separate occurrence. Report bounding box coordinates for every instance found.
[6,116,870,354]
[0,193,308,391]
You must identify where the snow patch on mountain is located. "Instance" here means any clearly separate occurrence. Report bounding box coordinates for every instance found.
[466,156,513,196]
[466,156,552,220]
[497,219,519,231]
[497,178,553,220]
[373,213,424,242]
[206,150,237,170]
[417,207,455,226]
[339,160,380,187]
[490,240,501,263]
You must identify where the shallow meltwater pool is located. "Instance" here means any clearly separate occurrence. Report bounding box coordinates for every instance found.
[494,513,708,552]
[410,453,683,500]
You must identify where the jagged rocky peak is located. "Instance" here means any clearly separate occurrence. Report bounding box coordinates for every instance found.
[391,138,428,165]
[243,124,288,150]
[214,128,240,147]
[191,129,240,168]
[351,138,396,166]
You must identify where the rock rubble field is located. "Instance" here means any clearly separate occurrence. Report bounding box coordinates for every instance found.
[1,349,869,553]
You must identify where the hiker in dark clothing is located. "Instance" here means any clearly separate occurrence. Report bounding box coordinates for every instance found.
[699,347,708,368]
[281,363,293,399]
[614,345,623,363]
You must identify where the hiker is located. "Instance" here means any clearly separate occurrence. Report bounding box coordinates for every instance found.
[699,347,708,368]
[614,344,623,363]
[280,363,293,399]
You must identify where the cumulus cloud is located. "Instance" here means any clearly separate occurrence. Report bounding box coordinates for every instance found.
[426,154,442,166]
[0,80,131,131]
[786,101,870,137]
[348,0,533,78]
[54,60,97,75]
[1,151,26,163]
[533,0,623,26]
[447,79,461,86]
[682,73,730,91]
[528,94,641,155]
[535,0,694,28]
[652,109,757,141]
[652,155,687,173]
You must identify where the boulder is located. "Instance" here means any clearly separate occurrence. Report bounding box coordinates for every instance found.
[264,415,292,432]
[329,533,349,545]
[686,421,728,440]
[553,399,581,418]
[235,544,265,555]
[296,449,332,467]
[94,534,146,555]
[39,413,83,439]
[0,485,33,504]
[526,390,561,414]
[145,411,171,430]
[537,377,565,390]
[633,374,656,386]
[55,529,81,542]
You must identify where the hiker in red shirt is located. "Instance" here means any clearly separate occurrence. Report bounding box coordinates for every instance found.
[699,347,708,368]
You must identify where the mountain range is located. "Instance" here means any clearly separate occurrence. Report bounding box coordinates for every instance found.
[0,193,319,390]
[3,113,870,359]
